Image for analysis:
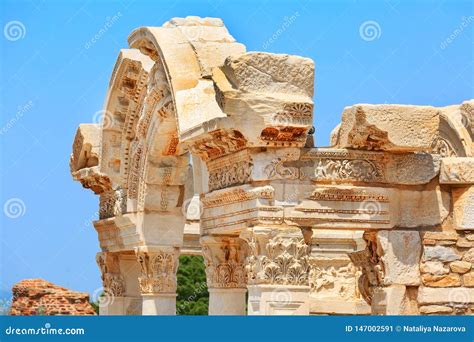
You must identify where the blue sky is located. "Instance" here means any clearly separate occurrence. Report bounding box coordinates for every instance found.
[0,0,473,298]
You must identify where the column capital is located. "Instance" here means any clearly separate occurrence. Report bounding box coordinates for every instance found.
[96,252,126,297]
[134,246,180,295]
[201,236,247,289]
[241,227,310,286]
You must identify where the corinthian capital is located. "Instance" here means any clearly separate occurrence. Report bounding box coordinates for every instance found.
[241,227,310,286]
[135,246,180,295]
[96,252,126,297]
[201,236,247,289]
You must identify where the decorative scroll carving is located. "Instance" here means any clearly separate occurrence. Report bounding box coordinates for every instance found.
[208,160,252,192]
[99,188,127,219]
[135,249,179,294]
[96,252,126,297]
[264,152,299,179]
[245,232,310,286]
[202,238,247,288]
[300,149,385,182]
[431,137,457,157]
[190,129,247,161]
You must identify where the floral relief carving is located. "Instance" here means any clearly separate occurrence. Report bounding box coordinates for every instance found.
[245,235,310,286]
[96,252,126,297]
[136,249,179,294]
[202,241,247,289]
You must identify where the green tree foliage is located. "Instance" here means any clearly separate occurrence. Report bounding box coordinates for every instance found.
[176,256,209,315]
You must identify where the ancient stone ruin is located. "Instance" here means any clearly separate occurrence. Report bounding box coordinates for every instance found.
[10,279,96,316]
[70,16,474,316]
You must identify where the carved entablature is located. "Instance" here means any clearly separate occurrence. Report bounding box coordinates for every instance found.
[135,247,180,294]
[242,227,310,286]
[201,237,247,289]
[201,186,277,234]
[96,252,126,297]
[255,148,440,186]
[288,186,392,229]
[207,149,253,192]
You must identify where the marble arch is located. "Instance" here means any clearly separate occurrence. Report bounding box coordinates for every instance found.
[71,16,474,316]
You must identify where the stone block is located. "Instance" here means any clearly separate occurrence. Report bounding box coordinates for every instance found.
[453,187,474,230]
[377,230,421,286]
[420,261,449,275]
[440,158,474,184]
[335,104,440,152]
[423,246,461,262]
[450,261,472,274]
[421,273,461,287]
[418,287,474,304]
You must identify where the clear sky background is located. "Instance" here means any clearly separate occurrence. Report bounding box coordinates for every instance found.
[0,0,473,299]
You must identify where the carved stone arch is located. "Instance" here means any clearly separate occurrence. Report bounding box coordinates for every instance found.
[431,106,472,157]
[99,49,154,189]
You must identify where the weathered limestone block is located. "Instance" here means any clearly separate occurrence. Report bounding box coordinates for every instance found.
[418,287,474,304]
[371,285,418,315]
[419,305,453,314]
[70,124,100,172]
[376,230,421,286]
[463,248,474,263]
[423,246,461,262]
[421,273,461,287]
[220,52,314,97]
[211,52,315,147]
[463,272,474,287]
[420,261,449,275]
[395,185,450,228]
[453,187,474,230]
[335,104,440,152]
[450,261,472,274]
[440,158,474,184]
[308,230,370,315]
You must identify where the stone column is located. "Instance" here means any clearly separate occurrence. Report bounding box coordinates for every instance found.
[96,252,127,316]
[308,230,371,315]
[241,226,311,315]
[135,246,180,315]
[201,236,247,315]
